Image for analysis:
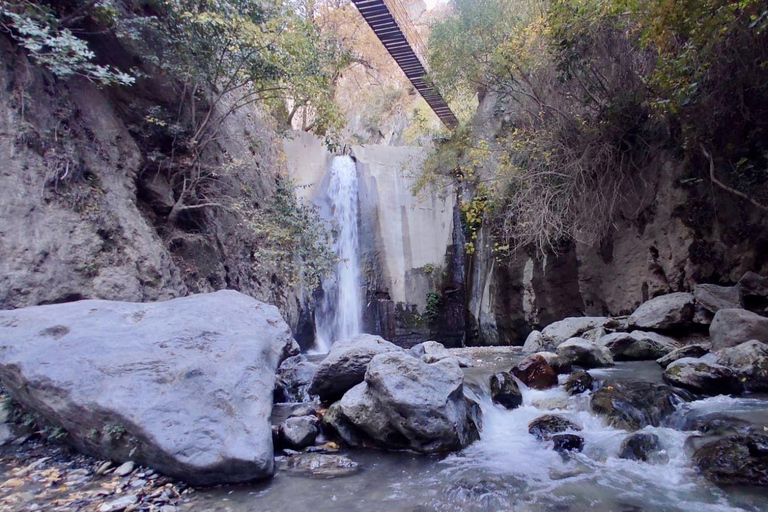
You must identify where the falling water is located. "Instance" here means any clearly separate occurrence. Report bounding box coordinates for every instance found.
[314,156,363,353]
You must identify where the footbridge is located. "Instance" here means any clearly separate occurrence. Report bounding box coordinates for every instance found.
[351,0,458,129]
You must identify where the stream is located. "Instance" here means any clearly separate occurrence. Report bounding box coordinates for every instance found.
[181,350,768,512]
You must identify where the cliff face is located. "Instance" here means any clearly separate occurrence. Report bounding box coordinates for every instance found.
[0,36,313,337]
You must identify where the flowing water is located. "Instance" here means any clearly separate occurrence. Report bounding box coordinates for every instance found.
[184,353,768,512]
[314,156,363,353]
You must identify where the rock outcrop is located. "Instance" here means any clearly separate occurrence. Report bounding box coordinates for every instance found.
[309,334,402,402]
[0,291,297,485]
[710,309,768,350]
[323,352,479,453]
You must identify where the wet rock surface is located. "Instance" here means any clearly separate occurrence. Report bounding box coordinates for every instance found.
[556,338,614,368]
[274,453,360,478]
[535,352,572,374]
[591,382,692,431]
[0,291,295,486]
[275,355,318,403]
[511,355,558,390]
[694,434,768,486]
[564,370,594,395]
[490,372,523,409]
[551,434,584,453]
[528,415,581,441]
[619,433,667,463]
[715,340,768,392]
[278,416,319,450]
[663,357,742,395]
[309,334,402,402]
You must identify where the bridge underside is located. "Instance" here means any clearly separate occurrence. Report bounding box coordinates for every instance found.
[351,0,458,129]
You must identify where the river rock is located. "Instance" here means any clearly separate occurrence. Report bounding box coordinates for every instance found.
[563,370,593,395]
[618,433,666,463]
[656,344,710,368]
[522,330,550,353]
[628,292,695,330]
[540,317,609,348]
[511,354,558,390]
[552,434,584,452]
[410,341,469,367]
[0,291,295,485]
[599,331,680,361]
[716,340,768,392]
[693,434,768,486]
[309,334,402,402]
[663,357,742,395]
[490,372,523,409]
[278,416,319,450]
[710,309,768,350]
[325,352,479,453]
[275,355,318,403]
[591,382,692,431]
[528,415,581,440]
[536,352,572,374]
[556,338,614,368]
[694,284,742,314]
[275,453,360,478]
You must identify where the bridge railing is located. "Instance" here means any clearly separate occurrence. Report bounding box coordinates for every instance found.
[382,0,429,67]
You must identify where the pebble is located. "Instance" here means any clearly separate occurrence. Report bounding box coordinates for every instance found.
[98,494,138,512]
[114,461,135,477]
[96,461,113,475]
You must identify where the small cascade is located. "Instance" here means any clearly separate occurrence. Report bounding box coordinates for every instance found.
[314,155,363,353]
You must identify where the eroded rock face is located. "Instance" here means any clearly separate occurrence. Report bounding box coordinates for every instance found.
[490,372,523,409]
[663,357,742,395]
[694,434,768,486]
[556,338,614,368]
[716,340,768,392]
[628,292,695,330]
[511,354,558,390]
[591,382,691,431]
[0,291,296,485]
[324,352,480,453]
[309,334,402,402]
[599,331,680,361]
[710,309,768,350]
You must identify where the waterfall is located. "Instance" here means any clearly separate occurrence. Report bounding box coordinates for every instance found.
[314,156,363,352]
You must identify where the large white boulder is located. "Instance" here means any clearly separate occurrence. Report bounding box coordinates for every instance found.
[0,290,297,485]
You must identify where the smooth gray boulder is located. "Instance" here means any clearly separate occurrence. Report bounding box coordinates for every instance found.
[309,334,401,402]
[656,344,710,368]
[278,416,319,450]
[628,292,695,330]
[694,284,742,314]
[0,290,296,485]
[663,357,742,395]
[739,272,768,298]
[538,317,608,350]
[599,331,680,361]
[556,338,614,368]
[324,352,479,453]
[409,341,469,367]
[522,330,550,353]
[716,340,768,392]
[710,309,768,350]
[275,355,318,403]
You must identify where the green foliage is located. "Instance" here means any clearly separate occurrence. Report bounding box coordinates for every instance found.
[425,291,440,320]
[238,176,335,290]
[0,0,134,85]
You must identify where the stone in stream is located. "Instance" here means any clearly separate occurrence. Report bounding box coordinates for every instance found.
[275,453,360,478]
[556,338,614,368]
[656,344,710,368]
[511,354,558,390]
[563,370,593,395]
[308,334,402,402]
[709,309,768,350]
[715,340,768,392]
[618,433,667,463]
[0,290,297,486]
[536,352,572,374]
[322,352,480,453]
[528,414,581,441]
[591,381,692,431]
[98,494,138,512]
[278,416,319,450]
[628,292,695,330]
[522,330,550,353]
[114,461,135,477]
[409,340,469,367]
[490,372,523,409]
[274,355,318,403]
[663,357,742,395]
[532,317,610,353]
[693,434,768,486]
[599,331,680,361]
[551,434,584,453]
